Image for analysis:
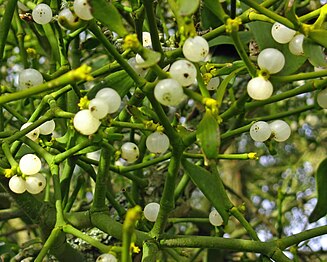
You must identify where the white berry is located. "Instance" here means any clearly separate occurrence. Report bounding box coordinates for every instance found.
[95,88,121,114]
[154,79,184,106]
[207,76,220,90]
[142,32,152,48]
[19,154,42,175]
[96,254,117,262]
[146,132,170,154]
[269,120,291,142]
[73,109,101,135]
[32,3,53,25]
[144,202,160,222]
[169,59,197,86]
[121,142,139,163]
[289,34,304,56]
[25,173,46,194]
[183,36,209,62]
[128,57,148,77]
[20,122,40,141]
[9,175,26,194]
[18,69,43,90]
[271,22,296,44]
[209,209,223,226]
[247,77,273,100]
[73,0,93,20]
[39,120,55,135]
[257,48,285,74]
[317,88,327,108]
[250,121,272,142]
[89,98,109,119]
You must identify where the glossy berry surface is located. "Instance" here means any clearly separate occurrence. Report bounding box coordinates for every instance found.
[39,120,56,135]
[250,121,272,142]
[289,34,304,56]
[20,122,40,141]
[96,254,117,262]
[146,132,170,154]
[247,77,273,100]
[73,0,93,20]
[182,36,209,62]
[95,88,121,114]
[271,22,296,44]
[144,202,160,222]
[25,173,46,194]
[9,175,26,194]
[18,69,43,90]
[154,79,184,106]
[121,142,139,163]
[19,154,42,175]
[169,59,197,86]
[209,209,223,226]
[269,120,291,142]
[89,98,109,119]
[73,109,101,135]
[207,76,220,90]
[32,3,53,25]
[257,48,285,74]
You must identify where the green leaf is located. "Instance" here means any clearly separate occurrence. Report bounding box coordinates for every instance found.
[303,38,327,68]
[182,158,233,224]
[89,0,128,37]
[196,110,219,159]
[208,31,253,47]
[203,0,229,23]
[308,29,327,49]
[135,48,161,68]
[309,158,327,223]
[177,0,200,16]
[248,21,307,75]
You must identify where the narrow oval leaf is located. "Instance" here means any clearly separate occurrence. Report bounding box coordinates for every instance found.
[309,158,327,223]
[303,38,327,68]
[182,158,233,224]
[89,0,128,37]
[308,29,327,49]
[196,110,219,159]
[178,0,200,16]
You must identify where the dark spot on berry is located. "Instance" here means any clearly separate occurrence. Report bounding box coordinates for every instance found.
[184,73,189,78]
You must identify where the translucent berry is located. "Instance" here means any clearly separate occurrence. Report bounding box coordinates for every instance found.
[96,254,117,262]
[25,173,46,194]
[271,22,296,44]
[128,57,148,77]
[182,36,209,62]
[144,202,160,222]
[17,2,30,11]
[18,69,43,90]
[20,122,40,141]
[89,98,109,119]
[73,109,101,135]
[73,0,93,20]
[9,175,26,194]
[269,120,291,142]
[154,79,184,106]
[95,88,121,114]
[19,154,42,175]
[121,142,139,163]
[39,120,55,135]
[146,132,170,154]
[207,76,220,90]
[289,34,304,56]
[317,88,327,108]
[58,8,81,30]
[142,32,152,48]
[250,121,272,142]
[209,209,223,226]
[247,77,273,100]
[257,48,285,74]
[32,3,53,25]
[169,59,197,86]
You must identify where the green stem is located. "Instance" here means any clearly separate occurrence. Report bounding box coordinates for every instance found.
[54,139,93,164]
[0,0,17,62]
[50,164,65,226]
[35,227,62,262]
[14,9,28,68]
[183,152,258,160]
[271,70,327,83]
[174,172,190,201]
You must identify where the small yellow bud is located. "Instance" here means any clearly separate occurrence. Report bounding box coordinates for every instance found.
[131,242,141,253]
[248,152,258,160]
[78,96,89,110]
[226,17,242,33]
[4,169,14,178]
[203,73,213,85]
[123,34,140,50]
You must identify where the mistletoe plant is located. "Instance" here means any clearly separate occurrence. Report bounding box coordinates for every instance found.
[0,0,327,261]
